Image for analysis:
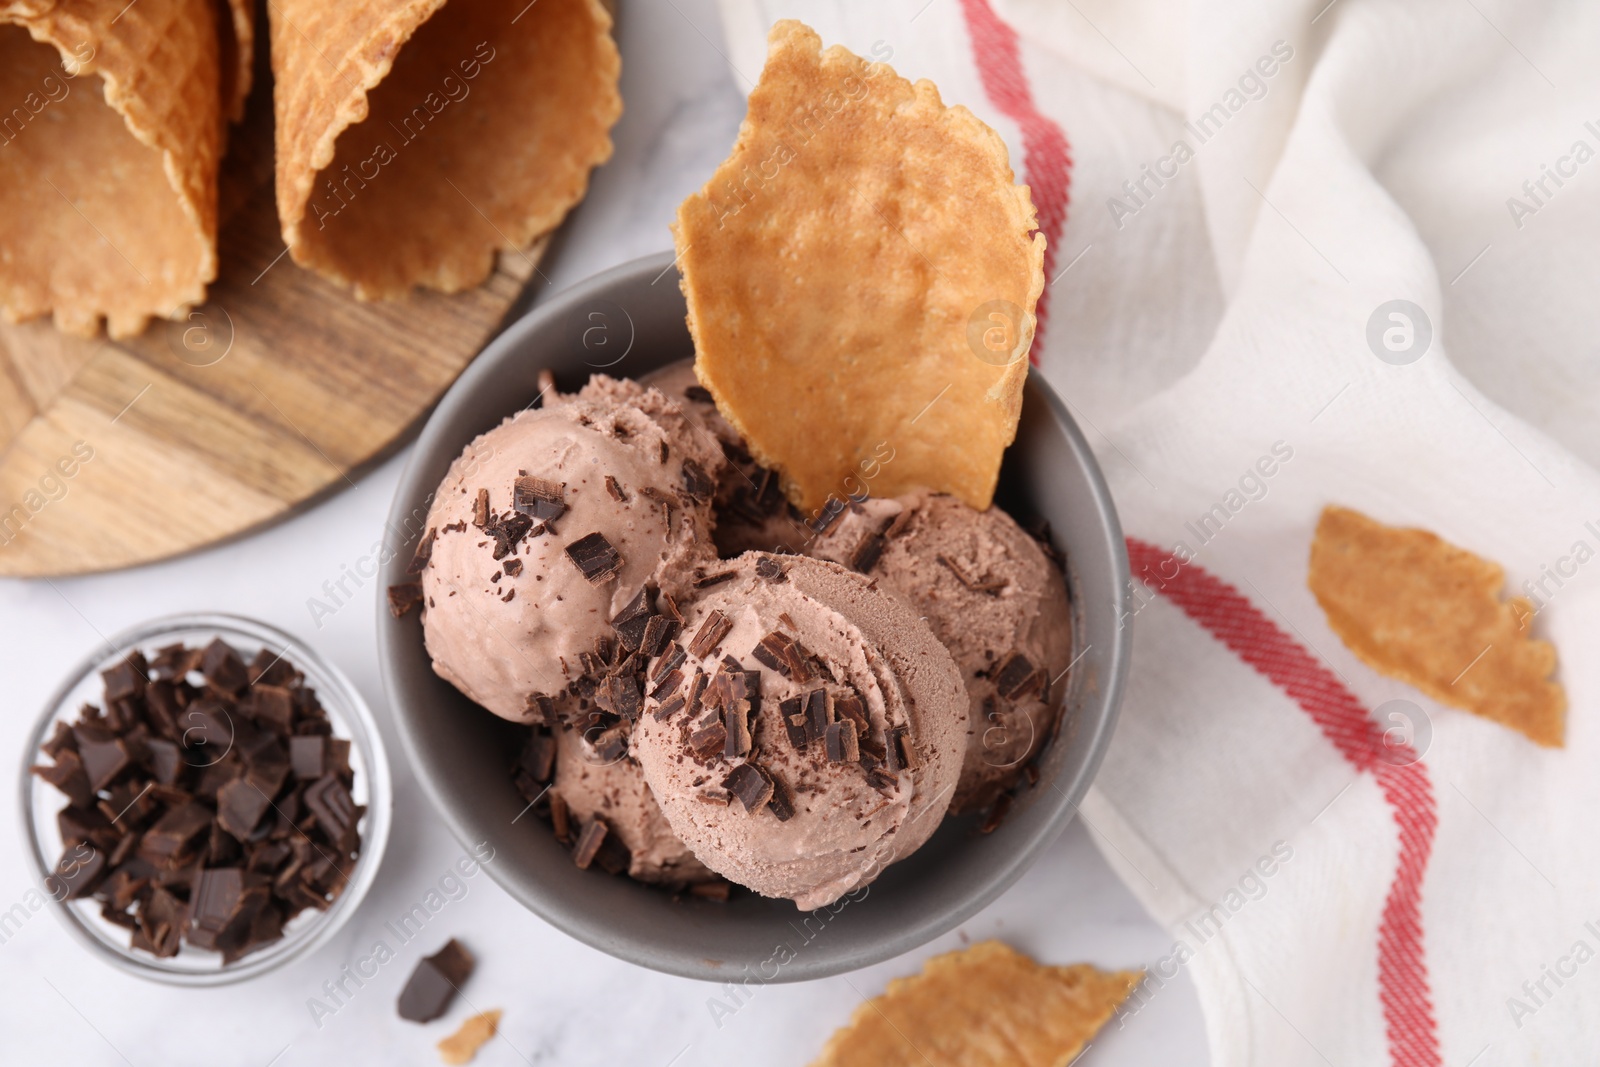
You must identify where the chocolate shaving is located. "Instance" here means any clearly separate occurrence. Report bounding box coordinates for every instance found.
[524,693,556,725]
[565,532,623,584]
[651,644,686,681]
[572,819,608,870]
[753,556,787,582]
[605,475,627,502]
[723,763,774,813]
[689,717,728,760]
[683,669,708,719]
[406,528,436,575]
[473,488,490,528]
[849,531,887,574]
[687,610,733,659]
[993,652,1042,701]
[549,791,571,843]
[766,771,796,821]
[387,583,424,618]
[652,694,687,722]
[640,615,676,658]
[724,701,752,758]
[598,674,642,721]
[692,569,736,589]
[681,459,715,501]
[887,725,919,771]
[937,553,1004,593]
[649,668,684,702]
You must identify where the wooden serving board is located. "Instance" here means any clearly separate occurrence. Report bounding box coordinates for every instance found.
[0,32,545,578]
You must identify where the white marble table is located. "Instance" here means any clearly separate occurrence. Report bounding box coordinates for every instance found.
[0,1,1205,1062]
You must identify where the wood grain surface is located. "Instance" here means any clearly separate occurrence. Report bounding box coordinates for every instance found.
[0,23,545,577]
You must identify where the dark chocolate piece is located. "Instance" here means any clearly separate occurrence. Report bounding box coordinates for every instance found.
[993,652,1042,701]
[780,696,809,751]
[649,668,684,702]
[387,583,424,617]
[754,556,787,582]
[723,763,774,813]
[687,610,733,659]
[473,488,490,527]
[804,688,832,743]
[681,459,714,500]
[692,569,736,589]
[887,725,919,771]
[565,532,623,584]
[767,772,796,822]
[503,557,524,577]
[250,684,294,733]
[407,528,436,575]
[724,702,752,759]
[75,729,130,792]
[303,775,357,847]
[572,819,608,870]
[100,653,147,703]
[849,531,887,574]
[517,732,556,783]
[683,669,708,719]
[398,939,476,1023]
[651,643,687,681]
[689,717,728,760]
[201,638,249,695]
[605,475,627,501]
[937,553,1006,594]
[513,476,567,525]
[825,720,859,763]
[651,694,686,722]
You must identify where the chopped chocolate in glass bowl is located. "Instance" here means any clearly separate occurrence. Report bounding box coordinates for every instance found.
[30,641,365,965]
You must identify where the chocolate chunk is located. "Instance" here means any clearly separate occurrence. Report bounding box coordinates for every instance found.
[825,720,859,763]
[592,728,628,764]
[993,652,1042,701]
[100,653,147,703]
[652,694,686,722]
[32,750,93,808]
[651,643,687,681]
[549,792,572,844]
[514,476,567,525]
[473,488,491,527]
[486,511,534,559]
[387,583,424,617]
[724,702,752,759]
[201,638,249,695]
[75,729,130,792]
[141,802,214,867]
[754,556,787,582]
[605,475,627,501]
[523,692,556,725]
[681,459,715,501]
[689,716,728,760]
[687,610,733,659]
[398,939,476,1023]
[723,763,774,813]
[685,384,714,403]
[303,775,357,848]
[598,673,642,721]
[565,532,623,584]
[407,528,437,575]
[683,669,708,719]
[640,615,676,658]
[692,569,736,589]
[767,771,796,821]
[834,692,869,733]
[51,844,106,899]
[572,819,608,870]
[849,531,887,574]
[216,779,272,839]
[649,668,684,702]
[780,696,809,751]
[177,699,234,754]
[517,732,555,783]
[887,725,919,771]
[250,684,294,733]
[804,688,832,744]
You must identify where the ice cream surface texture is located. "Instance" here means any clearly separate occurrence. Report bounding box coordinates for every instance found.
[419,376,722,721]
[810,491,1072,812]
[631,553,967,909]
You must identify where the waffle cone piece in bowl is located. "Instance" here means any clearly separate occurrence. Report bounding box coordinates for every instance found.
[269,0,621,299]
[0,0,221,338]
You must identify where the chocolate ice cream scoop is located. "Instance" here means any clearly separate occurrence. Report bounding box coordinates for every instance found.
[631,553,966,910]
[809,491,1072,813]
[550,721,713,885]
[418,376,723,721]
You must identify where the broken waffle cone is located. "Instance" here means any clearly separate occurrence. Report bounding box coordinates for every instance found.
[810,941,1140,1067]
[676,20,1045,514]
[0,0,221,339]
[268,0,621,300]
[1308,504,1566,746]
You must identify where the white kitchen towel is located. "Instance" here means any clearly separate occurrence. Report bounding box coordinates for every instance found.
[713,2,1600,1065]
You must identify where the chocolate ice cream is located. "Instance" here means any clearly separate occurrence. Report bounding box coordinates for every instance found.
[630,553,967,909]
[418,376,723,721]
[809,491,1071,812]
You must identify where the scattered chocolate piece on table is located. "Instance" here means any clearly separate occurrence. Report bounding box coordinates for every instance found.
[398,938,476,1023]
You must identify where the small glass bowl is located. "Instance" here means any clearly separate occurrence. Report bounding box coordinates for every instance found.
[20,613,392,986]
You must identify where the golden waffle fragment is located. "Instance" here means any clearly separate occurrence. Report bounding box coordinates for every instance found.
[1308,504,1565,746]
[676,20,1044,514]
[268,0,620,299]
[0,0,221,338]
[811,941,1140,1067]
[218,0,255,123]
[437,1008,501,1066]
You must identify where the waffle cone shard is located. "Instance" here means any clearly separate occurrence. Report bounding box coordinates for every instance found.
[218,0,255,123]
[810,941,1139,1067]
[675,20,1044,514]
[268,0,620,300]
[1309,504,1566,747]
[0,0,221,338]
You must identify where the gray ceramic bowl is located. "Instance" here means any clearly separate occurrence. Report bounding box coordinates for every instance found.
[377,251,1129,982]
